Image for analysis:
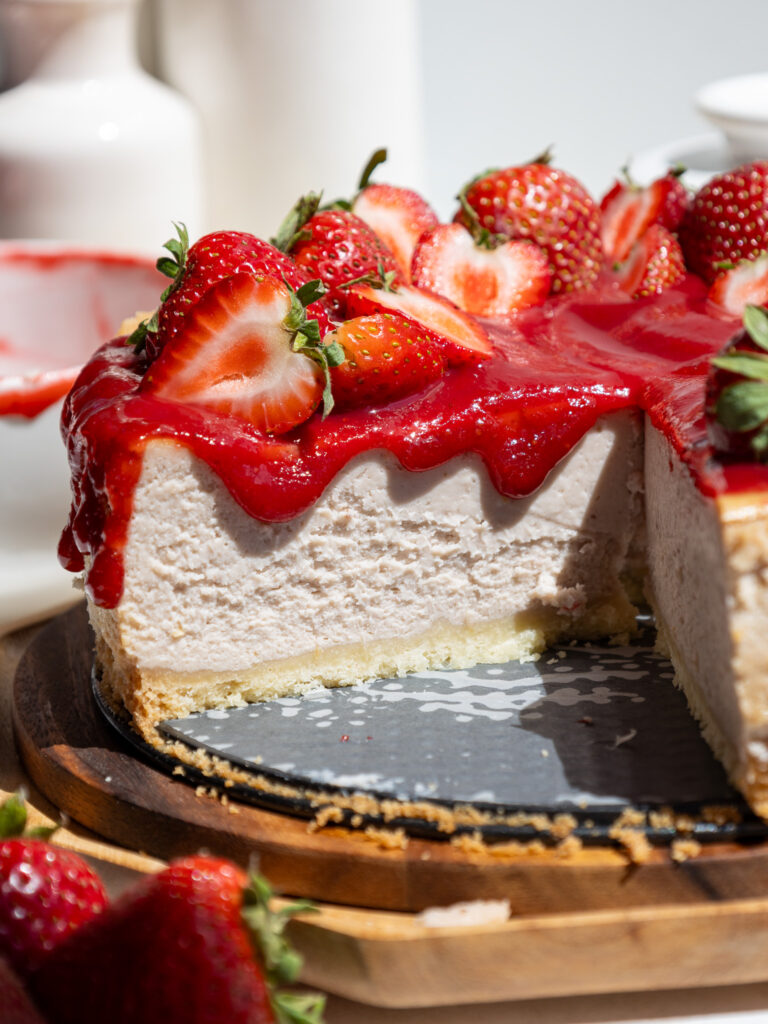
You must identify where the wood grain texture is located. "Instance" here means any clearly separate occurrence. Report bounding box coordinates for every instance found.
[291,897,768,1007]
[13,604,768,918]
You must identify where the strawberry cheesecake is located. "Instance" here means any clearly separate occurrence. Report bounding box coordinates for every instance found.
[58,154,768,817]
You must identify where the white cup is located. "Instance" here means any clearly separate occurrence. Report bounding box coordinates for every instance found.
[0,241,163,633]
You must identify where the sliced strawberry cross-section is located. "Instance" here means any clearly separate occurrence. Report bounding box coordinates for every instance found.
[344,281,494,366]
[600,169,688,263]
[412,223,551,317]
[352,183,439,282]
[614,224,686,300]
[708,253,768,318]
[141,274,332,434]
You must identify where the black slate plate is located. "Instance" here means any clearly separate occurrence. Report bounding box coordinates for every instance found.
[94,623,768,845]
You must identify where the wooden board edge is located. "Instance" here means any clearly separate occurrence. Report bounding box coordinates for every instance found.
[291,895,768,1007]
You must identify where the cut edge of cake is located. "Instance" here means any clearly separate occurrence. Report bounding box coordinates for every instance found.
[89,409,645,744]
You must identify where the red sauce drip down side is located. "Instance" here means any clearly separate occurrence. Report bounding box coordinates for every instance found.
[59,276,765,609]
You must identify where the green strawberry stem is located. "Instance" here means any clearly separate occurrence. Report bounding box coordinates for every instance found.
[356,147,388,191]
[283,278,345,416]
[241,871,324,1024]
[339,262,399,292]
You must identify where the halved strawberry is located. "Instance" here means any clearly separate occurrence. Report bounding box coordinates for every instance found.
[614,224,686,299]
[708,253,768,317]
[344,281,494,366]
[352,184,439,282]
[600,168,688,263]
[129,226,322,363]
[329,313,444,409]
[455,152,603,293]
[141,274,342,433]
[411,223,551,316]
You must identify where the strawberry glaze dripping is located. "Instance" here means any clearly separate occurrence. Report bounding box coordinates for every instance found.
[59,275,763,609]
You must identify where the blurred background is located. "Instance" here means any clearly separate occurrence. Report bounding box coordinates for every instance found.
[3,0,767,246]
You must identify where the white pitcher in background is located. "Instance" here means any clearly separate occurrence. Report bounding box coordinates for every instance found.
[0,0,203,249]
[153,0,426,239]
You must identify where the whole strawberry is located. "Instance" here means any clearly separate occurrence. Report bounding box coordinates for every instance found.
[328,313,444,409]
[679,161,768,283]
[130,225,326,362]
[0,957,47,1024]
[455,151,604,293]
[31,855,323,1024]
[707,304,768,460]
[273,194,403,316]
[0,794,107,980]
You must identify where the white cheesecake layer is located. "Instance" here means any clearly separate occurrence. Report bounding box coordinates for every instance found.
[645,419,768,815]
[90,410,644,735]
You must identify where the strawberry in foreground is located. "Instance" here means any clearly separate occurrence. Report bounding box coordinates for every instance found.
[344,278,494,366]
[455,151,603,293]
[708,252,768,317]
[31,855,324,1024]
[140,274,344,433]
[613,224,686,299]
[708,304,768,460]
[599,167,688,263]
[679,160,768,283]
[131,226,326,363]
[350,148,439,282]
[0,956,46,1024]
[328,313,445,409]
[0,793,107,981]
[411,222,551,316]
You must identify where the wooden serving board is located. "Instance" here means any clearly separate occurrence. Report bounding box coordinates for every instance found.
[13,604,768,1006]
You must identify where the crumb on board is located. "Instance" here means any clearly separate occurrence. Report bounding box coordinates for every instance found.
[612,728,637,748]
[416,899,510,928]
[671,838,702,863]
[608,825,652,863]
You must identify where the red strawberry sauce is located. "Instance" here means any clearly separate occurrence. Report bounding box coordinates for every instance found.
[58,275,762,609]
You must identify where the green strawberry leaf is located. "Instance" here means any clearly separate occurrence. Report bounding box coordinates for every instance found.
[716,380,768,432]
[711,352,768,381]
[241,870,324,1023]
[0,791,27,837]
[271,193,322,253]
[744,304,768,352]
[752,423,768,456]
[272,992,326,1024]
[295,279,327,308]
[0,792,59,840]
[282,278,343,417]
[127,308,160,351]
[158,221,189,300]
[127,222,188,351]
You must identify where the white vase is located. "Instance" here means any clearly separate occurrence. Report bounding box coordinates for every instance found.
[0,0,203,249]
[154,0,426,239]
